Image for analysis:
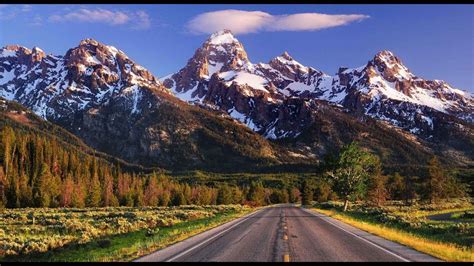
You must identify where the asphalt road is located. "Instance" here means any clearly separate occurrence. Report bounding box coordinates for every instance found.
[136,205,440,262]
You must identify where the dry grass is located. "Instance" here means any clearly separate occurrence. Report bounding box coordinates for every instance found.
[313,208,473,262]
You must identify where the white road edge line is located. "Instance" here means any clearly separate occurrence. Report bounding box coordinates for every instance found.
[165,207,266,262]
[301,208,411,262]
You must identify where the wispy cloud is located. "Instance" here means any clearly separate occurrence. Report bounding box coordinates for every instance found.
[29,14,43,26]
[20,4,32,12]
[0,4,33,21]
[131,10,151,30]
[48,8,152,30]
[187,10,369,35]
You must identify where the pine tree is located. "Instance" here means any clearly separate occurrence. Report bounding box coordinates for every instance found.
[144,175,159,206]
[18,174,32,207]
[134,178,145,207]
[102,170,118,207]
[32,163,48,207]
[172,191,186,206]
[72,178,86,208]
[61,174,74,207]
[365,157,388,206]
[217,185,233,205]
[424,157,447,204]
[403,175,418,205]
[232,186,244,204]
[388,172,404,200]
[87,171,102,207]
[159,190,171,206]
[248,182,265,206]
[0,166,6,208]
[301,180,313,206]
[183,183,192,204]
[289,188,301,203]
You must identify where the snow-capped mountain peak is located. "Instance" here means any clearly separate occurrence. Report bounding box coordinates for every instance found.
[369,50,414,81]
[161,30,255,103]
[163,34,473,140]
[0,39,169,121]
[207,29,240,45]
[202,29,249,73]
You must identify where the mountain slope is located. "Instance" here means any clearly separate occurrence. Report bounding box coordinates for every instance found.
[161,30,474,166]
[0,41,299,171]
[0,97,153,173]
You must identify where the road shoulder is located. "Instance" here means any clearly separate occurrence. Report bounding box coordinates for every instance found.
[134,207,265,262]
[301,208,442,262]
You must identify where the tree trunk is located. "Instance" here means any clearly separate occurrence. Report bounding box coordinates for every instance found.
[343,199,349,212]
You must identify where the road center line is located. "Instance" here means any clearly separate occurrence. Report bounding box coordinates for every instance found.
[301,208,410,262]
[164,208,266,262]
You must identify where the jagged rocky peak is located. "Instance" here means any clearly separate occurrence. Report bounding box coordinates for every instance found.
[79,38,100,46]
[64,38,159,87]
[268,51,313,79]
[207,29,240,45]
[200,29,250,74]
[264,51,326,88]
[368,50,414,81]
[65,38,121,68]
[162,29,251,95]
[271,51,302,67]
[1,45,46,67]
[1,45,30,55]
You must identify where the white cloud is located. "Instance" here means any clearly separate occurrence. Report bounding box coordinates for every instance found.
[187,9,369,35]
[187,10,272,35]
[29,14,43,26]
[49,8,130,25]
[21,4,32,12]
[0,4,33,21]
[49,8,151,30]
[131,10,151,30]
[268,13,368,31]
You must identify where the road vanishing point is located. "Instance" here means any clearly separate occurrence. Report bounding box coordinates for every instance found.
[136,205,441,262]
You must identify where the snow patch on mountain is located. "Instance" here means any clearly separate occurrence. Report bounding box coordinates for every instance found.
[0,68,15,86]
[0,50,16,58]
[208,30,239,45]
[223,71,269,93]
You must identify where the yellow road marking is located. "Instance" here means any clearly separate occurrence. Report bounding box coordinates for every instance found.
[283,254,290,262]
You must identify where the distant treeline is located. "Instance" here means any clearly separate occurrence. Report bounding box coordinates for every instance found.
[0,126,470,209]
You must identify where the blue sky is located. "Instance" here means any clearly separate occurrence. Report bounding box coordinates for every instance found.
[0,4,473,91]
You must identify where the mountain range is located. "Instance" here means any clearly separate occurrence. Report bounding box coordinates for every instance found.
[1,30,473,171]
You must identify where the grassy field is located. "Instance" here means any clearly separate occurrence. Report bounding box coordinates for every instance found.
[312,199,473,262]
[0,205,253,262]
